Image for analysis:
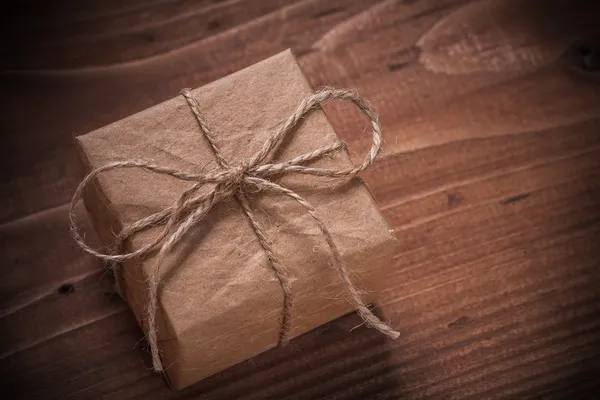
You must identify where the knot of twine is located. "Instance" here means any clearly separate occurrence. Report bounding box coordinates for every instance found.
[70,88,399,372]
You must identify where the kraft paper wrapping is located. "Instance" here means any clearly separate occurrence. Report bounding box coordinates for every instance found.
[75,50,397,389]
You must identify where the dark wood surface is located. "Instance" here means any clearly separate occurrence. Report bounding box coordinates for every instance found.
[2,0,600,399]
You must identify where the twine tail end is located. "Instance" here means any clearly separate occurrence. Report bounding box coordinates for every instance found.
[388,330,401,340]
[149,332,164,372]
[152,356,164,373]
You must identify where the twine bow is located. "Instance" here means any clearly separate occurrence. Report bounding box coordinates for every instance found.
[70,88,399,372]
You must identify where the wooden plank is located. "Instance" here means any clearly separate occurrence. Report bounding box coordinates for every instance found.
[1,0,600,398]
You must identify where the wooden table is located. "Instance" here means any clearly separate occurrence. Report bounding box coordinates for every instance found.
[2,1,600,399]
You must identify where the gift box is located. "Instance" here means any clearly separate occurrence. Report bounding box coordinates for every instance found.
[72,50,397,389]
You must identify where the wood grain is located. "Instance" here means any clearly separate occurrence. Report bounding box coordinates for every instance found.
[1,0,600,399]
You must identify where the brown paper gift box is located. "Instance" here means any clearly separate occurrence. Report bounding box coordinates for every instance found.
[75,50,397,389]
